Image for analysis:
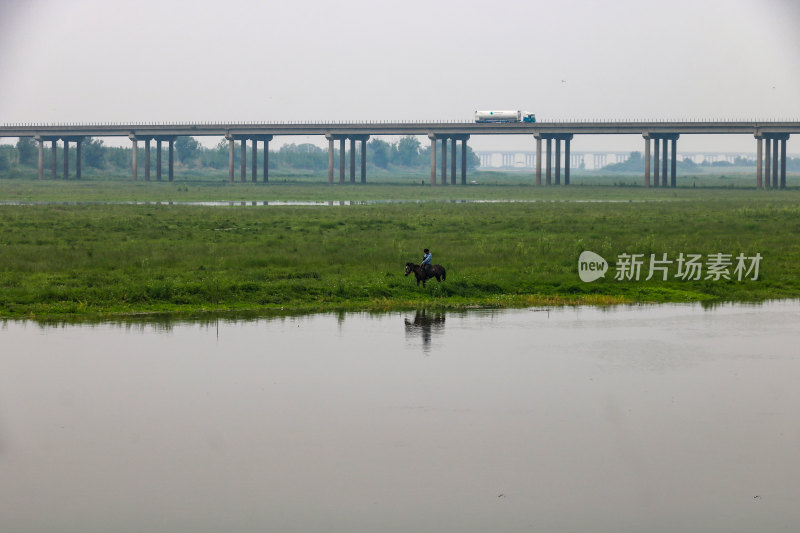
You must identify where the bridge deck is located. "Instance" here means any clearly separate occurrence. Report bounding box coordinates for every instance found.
[1,121,800,139]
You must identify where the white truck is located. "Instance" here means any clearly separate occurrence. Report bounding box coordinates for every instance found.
[474,110,536,123]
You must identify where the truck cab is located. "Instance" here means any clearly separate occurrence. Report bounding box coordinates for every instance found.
[522,113,536,123]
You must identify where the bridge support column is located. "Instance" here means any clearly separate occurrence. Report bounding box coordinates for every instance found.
[441,137,447,185]
[228,138,234,182]
[168,138,174,182]
[661,137,668,187]
[535,136,542,186]
[450,138,457,185]
[755,136,762,189]
[51,140,57,179]
[339,138,345,184]
[564,136,571,185]
[327,135,334,184]
[37,138,43,180]
[643,135,651,187]
[780,137,787,189]
[765,137,771,189]
[772,138,779,190]
[461,137,468,185]
[554,138,561,185]
[263,136,272,183]
[240,139,247,182]
[252,139,258,182]
[546,138,552,185]
[360,137,368,184]
[653,138,660,187]
[349,138,356,183]
[144,139,151,181]
[76,138,82,180]
[156,140,162,181]
[63,140,69,180]
[130,136,138,181]
[670,137,677,187]
[429,134,437,185]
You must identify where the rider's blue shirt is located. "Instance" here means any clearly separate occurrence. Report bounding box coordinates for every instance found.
[421,253,432,266]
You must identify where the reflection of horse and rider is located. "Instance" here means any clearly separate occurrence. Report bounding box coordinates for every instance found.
[405,248,446,287]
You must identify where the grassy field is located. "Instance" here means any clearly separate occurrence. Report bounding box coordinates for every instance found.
[1,178,799,318]
[1,167,796,203]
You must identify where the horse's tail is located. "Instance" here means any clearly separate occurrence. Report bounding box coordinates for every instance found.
[441,267,446,281]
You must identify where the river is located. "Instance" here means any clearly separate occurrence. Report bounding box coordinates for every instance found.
[1,301,799,532]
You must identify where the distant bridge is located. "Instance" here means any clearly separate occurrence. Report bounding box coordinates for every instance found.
[474,150,793,170]
[1,120,798,189]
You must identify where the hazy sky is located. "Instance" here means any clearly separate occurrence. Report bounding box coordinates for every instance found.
[1,0,798,152]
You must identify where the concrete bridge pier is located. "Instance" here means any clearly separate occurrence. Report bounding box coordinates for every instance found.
[241,138,247,182]
[534,134,572,185]
[670,137,677,187]
[339,138,345,184]
[459,135,469,184]
[326,134,367,184]
[780,137,787,189]
[63,139,69,180]
[440,136,448,185]
[755,135,763,189]
[37,137,43,180]
[252,138,258,182]
[555,138,561,185]
[758,133,791,189]
[129,134,138,181]
[75,138,82,180]
[350,138,356,183]
[152,137,176,182]
[428,134,437,185]
[144,138,151,181]
[643,133,679,187]
[653,138,660,187]
[546,138,552,185]
[51,139,57,179]
[256,135,273,183]
[156,140,162,181]
[643,134,651,187]
[450,138,457,185]
[772,138,779,189]
[227,136,235,182]
[327,135,335,184]
[168,138,174,182]
[360,138,367,184]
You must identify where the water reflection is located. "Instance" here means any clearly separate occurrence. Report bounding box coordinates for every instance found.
[404,310,446,353]
[1,301,800,532]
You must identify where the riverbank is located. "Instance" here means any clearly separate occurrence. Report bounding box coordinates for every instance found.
[1,185,798,318]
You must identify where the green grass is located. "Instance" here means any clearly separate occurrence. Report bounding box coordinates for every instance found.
[0,184,799,318]
[1,168,796,203]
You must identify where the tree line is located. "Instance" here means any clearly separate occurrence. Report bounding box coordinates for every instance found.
[1,136,480,174]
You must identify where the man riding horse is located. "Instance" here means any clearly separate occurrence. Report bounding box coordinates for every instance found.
[421,248,433,277]
[405,248,446,287]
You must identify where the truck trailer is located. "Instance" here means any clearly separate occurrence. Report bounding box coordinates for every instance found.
[474,110,536,123]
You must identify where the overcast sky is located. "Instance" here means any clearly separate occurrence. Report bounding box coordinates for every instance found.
[1,0,798,152]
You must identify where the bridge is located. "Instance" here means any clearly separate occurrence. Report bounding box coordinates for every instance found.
[1,120,798,189]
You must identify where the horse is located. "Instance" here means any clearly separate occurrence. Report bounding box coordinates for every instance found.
[405,262,446,287]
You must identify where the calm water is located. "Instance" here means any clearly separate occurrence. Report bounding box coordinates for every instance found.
[1,301,799,533]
